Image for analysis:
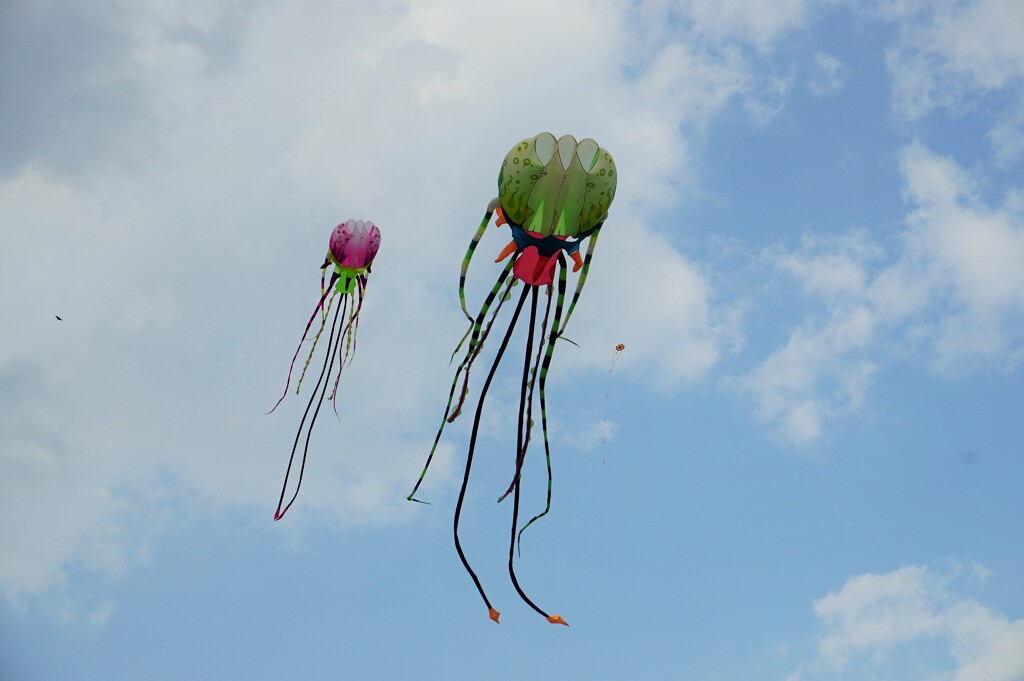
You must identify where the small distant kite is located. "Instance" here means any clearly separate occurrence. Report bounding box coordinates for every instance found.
[408,132,617,625]
[269,219,381,521]
[55,316,63,321]
[609,343,625,372]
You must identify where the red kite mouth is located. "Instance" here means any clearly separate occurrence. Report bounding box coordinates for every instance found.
[513,246,560,286]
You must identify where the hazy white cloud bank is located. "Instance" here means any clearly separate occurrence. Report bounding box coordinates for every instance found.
[739,142,1024,444]
[672,0,838,52]
[0,0,826,610]
[738,0,1024,446]
[882,0,1024,163]
[788,561,1024,681]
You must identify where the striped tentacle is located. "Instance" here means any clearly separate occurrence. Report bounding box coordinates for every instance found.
[340,279,361,367]
[318,259,329,325]
[448,262,518,424]
[405,258,516,503]
[458,199,501,323]
[328,278,368,419]
[517,254,568,550]
[268,271,340,414]
[453,283,531,619]
[497,274,554,502]
[297,290,338,396]
[274,295,345,520]
[343,275,367,368]
[447,199,503,365]
[556,227,601,339]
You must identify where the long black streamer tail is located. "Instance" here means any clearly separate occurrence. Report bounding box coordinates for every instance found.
[274,296,345,521]
[453,283,530,621]
[518,255,568,551]
[498,271,553,503]
[268,272,340,414]
[506,285,555,621]
[406,258,516,503]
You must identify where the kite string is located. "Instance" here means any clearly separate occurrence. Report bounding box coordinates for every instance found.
[600,345,624,449]
[606,231,997,681]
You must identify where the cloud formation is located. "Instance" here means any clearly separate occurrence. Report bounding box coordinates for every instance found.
[739,142,1024,444]
[1,0,772,608]
[883,0,1024,161]
[789,561,1024,681]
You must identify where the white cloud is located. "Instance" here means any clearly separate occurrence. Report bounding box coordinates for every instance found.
[897,143,1024,373]
[738,142,1024,444]
[790,561,1024,681]
[883,0,1024,161]
[674,0,836,52]
[577,418,616,451]
[808,52,846,96]
[1,0,788,607]
[989,98,1024,167]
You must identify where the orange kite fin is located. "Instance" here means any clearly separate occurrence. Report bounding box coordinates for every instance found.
[495,240,518,263]
[570,251,583,272]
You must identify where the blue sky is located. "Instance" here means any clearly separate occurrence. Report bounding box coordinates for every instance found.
[2,0,1023,679]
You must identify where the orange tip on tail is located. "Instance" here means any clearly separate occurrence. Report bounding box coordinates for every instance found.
[547,614,569,626]
[489,608,501,623]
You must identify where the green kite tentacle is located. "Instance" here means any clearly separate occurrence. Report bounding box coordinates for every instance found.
[337,275,366,375]
[297,290,338,396]
[329,277,368,419]
[319,261,328,323]
[275,295,346,520]
[458,197,502,324]
[406,257,516,503]
[497,274,554,503]
[556,225,601,338]
[447,258,516,424]
[267,271,340,414]
[342,276,366,369]
[447,198,503,366]
[517,256,568,550]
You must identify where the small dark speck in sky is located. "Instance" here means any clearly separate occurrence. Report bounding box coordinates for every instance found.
[958,449,980,465]
[56,315,63,321]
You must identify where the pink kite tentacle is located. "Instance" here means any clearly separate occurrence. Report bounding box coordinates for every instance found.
[275,295,345,521]
[268,271,340,414]
[318,259,329,325]
[340,277,362,370]
[296,289,337,396]
[329,277,367,419]
[345,275,367,368]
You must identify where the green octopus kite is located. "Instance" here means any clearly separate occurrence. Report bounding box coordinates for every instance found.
[408,132,617,625]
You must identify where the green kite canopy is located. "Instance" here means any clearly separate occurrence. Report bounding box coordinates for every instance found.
[498,132,617,238]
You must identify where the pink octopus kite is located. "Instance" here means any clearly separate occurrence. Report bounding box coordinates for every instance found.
[269,219,381,521]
